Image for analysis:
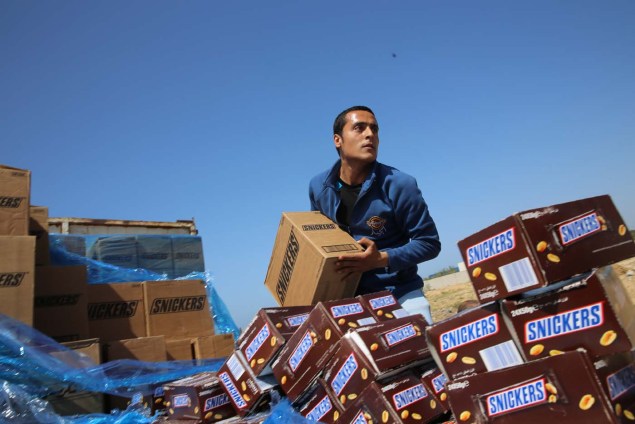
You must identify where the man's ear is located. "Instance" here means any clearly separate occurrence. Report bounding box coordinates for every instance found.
[334,134,342,149]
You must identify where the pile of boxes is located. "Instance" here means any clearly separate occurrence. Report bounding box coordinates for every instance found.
[156,196,635,423]
[160,291,457,423]
[423,195,635,423]
[0,164,234,416]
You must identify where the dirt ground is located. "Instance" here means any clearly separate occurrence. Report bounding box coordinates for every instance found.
[426,257,635,323]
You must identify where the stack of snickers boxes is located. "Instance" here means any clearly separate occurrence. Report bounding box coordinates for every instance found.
[0,165,36,327]
[425,195,635,423]
[0,164,233,417]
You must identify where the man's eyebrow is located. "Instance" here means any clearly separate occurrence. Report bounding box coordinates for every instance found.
[352,121,379,128]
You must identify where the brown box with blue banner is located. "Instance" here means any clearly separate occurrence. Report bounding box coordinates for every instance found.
[500,266,635,362]
[458,195,635,303]
[163,372,236,423]
[237,306,312,376]
[425,301,524,381]
[264,212,362,307]
[445,350,617,423]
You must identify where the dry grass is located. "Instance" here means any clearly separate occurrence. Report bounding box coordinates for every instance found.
[427,257,635,323]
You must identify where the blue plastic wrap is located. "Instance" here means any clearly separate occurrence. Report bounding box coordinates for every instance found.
[49,235,241,339]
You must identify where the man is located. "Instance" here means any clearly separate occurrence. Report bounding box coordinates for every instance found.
[309,105,441,323]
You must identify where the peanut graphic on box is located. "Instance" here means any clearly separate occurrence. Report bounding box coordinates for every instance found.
[600,330,617,346]
[579,394,595,410]
[461,356,476,365]
[529,344,544,356]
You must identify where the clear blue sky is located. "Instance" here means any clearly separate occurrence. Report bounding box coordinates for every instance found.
[3,1,634,330]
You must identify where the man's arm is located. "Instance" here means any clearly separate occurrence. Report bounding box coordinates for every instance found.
[384,176,441,270]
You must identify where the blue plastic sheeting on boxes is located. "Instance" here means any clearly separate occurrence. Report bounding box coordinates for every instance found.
[49,235,240,340]
[0,313,225,423]
[52,234,205,279]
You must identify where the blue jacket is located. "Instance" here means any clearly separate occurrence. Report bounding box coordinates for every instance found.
[309,160,441,298]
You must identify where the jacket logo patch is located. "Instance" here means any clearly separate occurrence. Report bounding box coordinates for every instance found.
[366,216,386,236]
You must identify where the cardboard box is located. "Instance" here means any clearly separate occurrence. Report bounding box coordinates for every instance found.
[217,351,278,417]
[104,335,167,362]
[144,279,214,338]
[379,371,447,424]
[501,266,635,361]
[171,235,205,277]
[357,290,410,322]
[193,334,235,359]
[166,337,194,361]
[89,235,139,269]
[419,366,451,413]
[592,352,635,420]
[336,376,448,424]
[45,338,105,415]
[0,165,30,236]
[87,282,146,342]
[425,301,524,381]
[445,350,617,423]
[271,298,376,402]
[34,265,89,342]
[137,235,174,277]
[236,305,312,376]
[296,378,344,424]
[164,372,236,422]
[458,195,635,302]
[29,206,50,266]
[264,212,362,306]
[0,236,35,325]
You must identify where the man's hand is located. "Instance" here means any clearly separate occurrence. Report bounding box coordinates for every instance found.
[335,237,389,274]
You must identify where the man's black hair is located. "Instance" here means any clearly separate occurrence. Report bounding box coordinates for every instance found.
[333,106,375,136]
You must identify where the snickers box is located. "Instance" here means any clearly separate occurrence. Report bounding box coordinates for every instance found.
[237,306,312,376]
[0,164,30,236]
[445,350,617,423]
[143,279,214,338]
[381,371,447,423]
[271,297,375,402]
[338,382,404,423]
[592,352,635,421]
[87,282,146,342]
[357,290,410,322]
[297,378,344,424]
[419,366,451,413]
[501,266,635,361]
[217,351,277,417]
[319,297,377,334]
[426,302,524,381]
[347,314,433,376]
[264,211,362,307]
[164,372,236,423]
[322,337,377,409]
[458,195,635,303]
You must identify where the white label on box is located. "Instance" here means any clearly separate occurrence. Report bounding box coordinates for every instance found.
[479,340,524,372]
[227,354,245,380]
[357,317,376,326]
[500,258,539,292]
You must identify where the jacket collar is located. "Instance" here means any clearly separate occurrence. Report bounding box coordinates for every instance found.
[325,159,379,192]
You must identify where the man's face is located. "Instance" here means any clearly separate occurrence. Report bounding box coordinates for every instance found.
[335,110,379,164]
